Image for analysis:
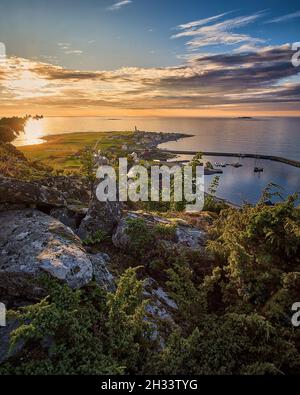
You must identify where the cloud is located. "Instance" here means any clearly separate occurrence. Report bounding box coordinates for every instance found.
[57,43,83,55]
[108,1,132,11]
[265,10,300,24]
[172,11,266,50]
[57,42,71,47]
[0,45,299,113]
[64,50,83,55]
[176,11,233,30]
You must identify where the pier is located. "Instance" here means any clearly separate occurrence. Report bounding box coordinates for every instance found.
[162,150,300,168]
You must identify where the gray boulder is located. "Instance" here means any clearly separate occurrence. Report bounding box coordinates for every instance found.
[0,176,90,215]
[0,209,93,298]
[77,186,122,239]
[175,225,207,251]
[112,211,209,255]
[0,177,66,210]
[144,277,178,321]
[40,176,90,206]
[89,253,115,292]
[111,214,134,251]
[143,278,178,347]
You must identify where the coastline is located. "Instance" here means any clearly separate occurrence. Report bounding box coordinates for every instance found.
[16,130,299,207]
[17,130,192,170]
[162,149,300,169]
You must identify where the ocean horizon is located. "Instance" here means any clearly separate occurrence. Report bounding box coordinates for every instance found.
[13,116,300,205]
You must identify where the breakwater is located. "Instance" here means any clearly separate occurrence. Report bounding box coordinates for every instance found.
[162,150,300,168]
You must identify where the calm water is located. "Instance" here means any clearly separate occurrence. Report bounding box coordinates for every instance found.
[171,155,300,205]
[14,116,300,205]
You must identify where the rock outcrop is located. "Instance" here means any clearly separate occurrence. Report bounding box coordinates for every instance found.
[112,211,209,256]
[77,185,122,239]
[0,209,115,299]
[0,175,90,212]
[0,177,66,210]
[40,176,90,206]
[89,252,115,292]
[143,278,178,347]
[144,277,178,321]
[0,173,123,239]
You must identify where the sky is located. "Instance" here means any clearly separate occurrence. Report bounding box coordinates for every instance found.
[0,0,299,117]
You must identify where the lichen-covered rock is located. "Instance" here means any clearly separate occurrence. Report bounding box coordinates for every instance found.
[0,176,66,210]
[175,225,207,251]
[77,185,122,239]
[89,252,115,292]
[144,278,178,321]
[0,176,90,214]
[0,209,93,298]
[143,278,178,347]
[111,214,134,251]
[112,211,209,255]
[40,176,90,206]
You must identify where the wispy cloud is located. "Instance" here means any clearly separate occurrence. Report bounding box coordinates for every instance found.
[172,11,266,50]
[57,42,71,50]
[57,43,83,55]
[64,50,83,55]
[265,10,300,24]
[108,1,132,11]
[176,12,232,30]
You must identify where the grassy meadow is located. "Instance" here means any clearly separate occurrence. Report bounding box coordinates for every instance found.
[19,131,135,171]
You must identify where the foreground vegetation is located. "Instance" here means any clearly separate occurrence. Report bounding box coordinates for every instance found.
[1,116,300,375]
[1,191,300,375]
[0,117,29,143]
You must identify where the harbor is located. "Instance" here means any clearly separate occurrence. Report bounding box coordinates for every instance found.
[162,149,300,168]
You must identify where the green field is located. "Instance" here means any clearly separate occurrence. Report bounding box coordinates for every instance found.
[19,131,135,171]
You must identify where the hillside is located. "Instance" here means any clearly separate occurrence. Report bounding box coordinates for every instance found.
[0,136,300,375]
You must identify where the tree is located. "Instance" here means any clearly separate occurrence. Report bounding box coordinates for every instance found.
[0,126,15,143]
[0,116,29,143]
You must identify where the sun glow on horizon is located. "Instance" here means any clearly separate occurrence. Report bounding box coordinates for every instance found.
[14,118,45,146]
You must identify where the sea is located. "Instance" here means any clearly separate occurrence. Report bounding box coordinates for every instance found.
[14,116,300,205]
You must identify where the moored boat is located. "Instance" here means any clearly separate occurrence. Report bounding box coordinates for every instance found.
[254,167,264,173]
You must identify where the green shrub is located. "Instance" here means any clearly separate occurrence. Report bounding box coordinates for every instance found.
[207,194,300,305]
[154,313,299,375]
[83,230,110,246]
[125,218,156,258]
[0,269,153,375]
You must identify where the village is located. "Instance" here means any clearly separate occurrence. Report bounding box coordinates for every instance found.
[92,127,224,177]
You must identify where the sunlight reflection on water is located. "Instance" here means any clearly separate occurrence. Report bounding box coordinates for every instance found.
[14,118,45,146]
